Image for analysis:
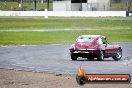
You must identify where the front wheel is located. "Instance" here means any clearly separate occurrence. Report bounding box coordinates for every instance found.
[71,53,77,60]
[97,51,104,61]
[112,49,122,61]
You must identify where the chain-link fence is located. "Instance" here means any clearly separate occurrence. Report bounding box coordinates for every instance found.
[111,0,132,11]
[0,0,131,11]
[0,0,53,11]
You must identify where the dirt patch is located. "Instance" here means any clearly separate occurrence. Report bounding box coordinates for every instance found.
[0,69,131,88]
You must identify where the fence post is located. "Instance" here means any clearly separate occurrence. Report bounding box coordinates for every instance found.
[45,9,48,18]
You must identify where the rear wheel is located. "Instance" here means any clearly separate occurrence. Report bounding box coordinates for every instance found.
[71,53,77,60]
[112,49,122,61]
[97,51,104,61]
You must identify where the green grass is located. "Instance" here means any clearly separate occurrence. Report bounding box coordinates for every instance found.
[111,3,132,11]
[0,17,132,30]
[0,2,53,11]
[0,17,132,45]
[0,30,132,45]
[111,3,124,11]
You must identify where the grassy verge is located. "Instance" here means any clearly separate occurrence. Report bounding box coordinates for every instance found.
[0,30,132,45]
[0,17,132,30]
[0,17,132,45]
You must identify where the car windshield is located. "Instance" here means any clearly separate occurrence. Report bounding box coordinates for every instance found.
[77,37,94,43]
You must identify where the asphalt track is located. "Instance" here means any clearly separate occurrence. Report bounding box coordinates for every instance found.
[0,43,132,75]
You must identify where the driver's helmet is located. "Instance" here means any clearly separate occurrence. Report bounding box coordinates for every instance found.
[102,36,107,44]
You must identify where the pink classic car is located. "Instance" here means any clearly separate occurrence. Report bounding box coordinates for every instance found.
[69,35,122,61]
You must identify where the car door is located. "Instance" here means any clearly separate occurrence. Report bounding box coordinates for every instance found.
[105,44,115,55]
[98,36,115,56]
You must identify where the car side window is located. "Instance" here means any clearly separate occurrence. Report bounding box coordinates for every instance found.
[98,37,107,45]
[98,38,103,44]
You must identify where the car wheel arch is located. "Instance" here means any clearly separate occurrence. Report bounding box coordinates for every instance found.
[118,47,122,51]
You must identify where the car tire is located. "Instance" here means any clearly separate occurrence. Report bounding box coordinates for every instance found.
[97,51,104,61]
[112,49,122,61]
[71,53,77,60]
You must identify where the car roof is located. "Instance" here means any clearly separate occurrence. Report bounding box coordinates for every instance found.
[79,35,102,38]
